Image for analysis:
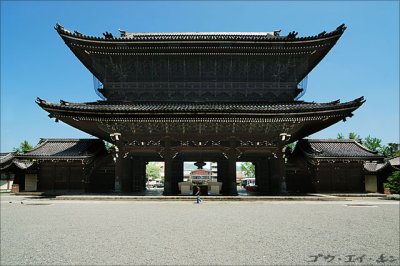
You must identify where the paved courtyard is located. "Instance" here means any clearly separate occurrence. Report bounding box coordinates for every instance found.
[1,195,399,265]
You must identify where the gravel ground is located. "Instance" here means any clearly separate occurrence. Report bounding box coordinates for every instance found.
[1,196,399,266]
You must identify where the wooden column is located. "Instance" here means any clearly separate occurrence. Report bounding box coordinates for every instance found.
[278,147,288,194]
[278,147,287,194]
[132,157,146,192]
[112,133,132,193]
[114,151,122,193]
[143,162,149,191]
[221,143,239,196]
[255,158,269,195]
[163,155,173,195]
[120,156,132,193]
[161,140,179,195]
[269,152,281,194]
[269,147,287,194]
[172,158,184,184]
[217,159,228,193]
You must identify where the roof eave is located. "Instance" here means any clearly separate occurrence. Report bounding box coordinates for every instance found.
[54,23,346,44]
[305,155,385,161]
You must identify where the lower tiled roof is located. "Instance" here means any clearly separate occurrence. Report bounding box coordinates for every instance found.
[388,157,400,167]
[0,152,15,165]
[0,152,36,171]
[297,139,383,159]
[36,97,365,114]
[364,156,400,173]
[17,138,105,159]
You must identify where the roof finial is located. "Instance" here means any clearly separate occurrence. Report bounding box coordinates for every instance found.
[55,23,64,31]
[103,32,114,39]
[336,23,346,32]
[118,29,126,37]
[287,31,298,39]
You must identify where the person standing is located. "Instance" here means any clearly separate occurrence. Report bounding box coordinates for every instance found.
[195,185,202,204]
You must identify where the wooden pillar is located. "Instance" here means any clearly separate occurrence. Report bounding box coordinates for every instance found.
[120,156,132,193]
[278,147,288,194]
[227,156,238,195]
[163,155,174,195]
[161,140,179,196]
[114,150,123,193]
[270,147,287,194]
[221,144,239,196]
[217,159,228,193]
[113,136,136,193]
[255,158,269,195]
[269,153,281,194]
[132,157,146,192]
[143,162,149,191]
[172,158,184,184]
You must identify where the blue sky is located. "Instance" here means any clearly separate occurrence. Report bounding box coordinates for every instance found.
[1,1,399,152]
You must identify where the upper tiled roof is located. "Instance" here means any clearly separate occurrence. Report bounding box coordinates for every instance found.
[55,23,346,42]
[36,97,365,115]
[297,139,383,160]
[17,138,105,160]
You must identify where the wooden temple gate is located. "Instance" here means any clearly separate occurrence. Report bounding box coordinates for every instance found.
[35,23,365,195]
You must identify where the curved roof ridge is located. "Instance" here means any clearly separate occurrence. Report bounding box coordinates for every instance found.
[46,97,363,107]
[17,138,104,159]
[299,138,383,159]
[0,152,15,164]
[41,138,101,142]
[13,160,35,170]
[307,138,359,143]
[54,23,346,42]
[353,140,379,154]
[36,97,365,115]
[22,138,49,154]
[298,139,322,154]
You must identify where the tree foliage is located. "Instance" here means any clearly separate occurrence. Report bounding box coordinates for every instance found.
[337,132,359,140]
[286,142,296,153]
[241,162,255,178]
[103,141,115,152]
[146,162,161,180]
[363,135,382,152]
[337,133,399,157]
[384,171,400,194]
[384,143,400,158]
[13,140,33,153]
[348,132,360,140]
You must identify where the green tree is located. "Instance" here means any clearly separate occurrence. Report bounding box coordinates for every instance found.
[13,140,33,153]
[363,135,382,152]
[146,162,161,180]
[349,132,360,140]
[336,133,398,157]
[103,141,114,152]
[241,162,255,178]
[384,171,400,194]
[337,132,360,140]
[385,143,400,158]
[286,142,296,153]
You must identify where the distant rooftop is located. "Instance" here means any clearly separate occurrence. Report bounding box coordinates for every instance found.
[297,139,384,160]
[17,138,105,160]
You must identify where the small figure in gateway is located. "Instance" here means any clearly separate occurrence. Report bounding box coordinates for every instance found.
[195,186,202,204]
